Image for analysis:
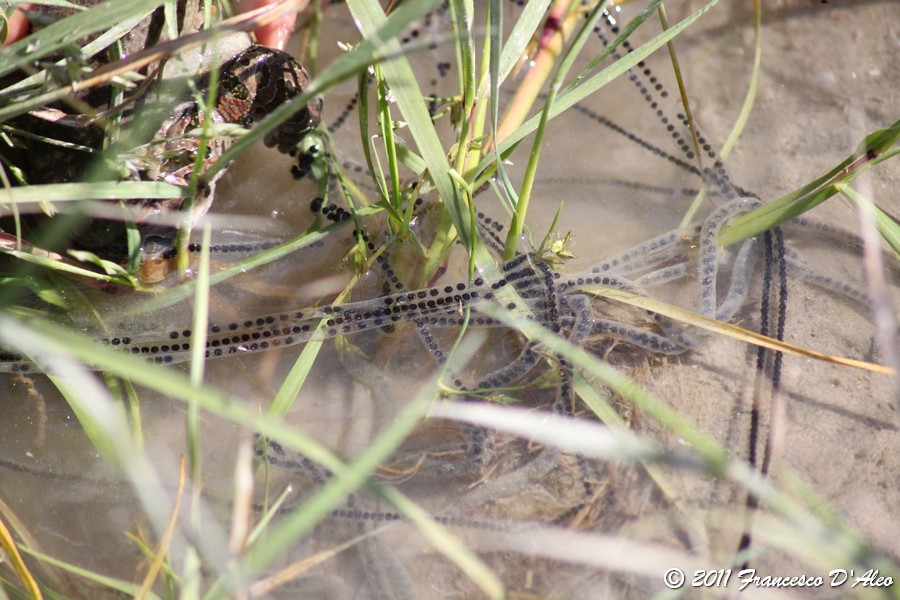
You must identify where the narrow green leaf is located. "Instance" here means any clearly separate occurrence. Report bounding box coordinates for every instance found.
[503,1,609,260]
[378,486,505,600]
[248,375,439,570]
[1,249,134,285]
[718,120,900,248]
[475,0,720,178]
[0,0,162,80]
[497,0,551,84]
[116,214,368,317]
[65,249,134,279]
[3,276,67,308]
[17,546,161,600]
[345,0,497,277]
[266,324,326,420]
[474,301,730,473]
[0,181,186,204]
[839,184,900,258]
[2,7,151,96]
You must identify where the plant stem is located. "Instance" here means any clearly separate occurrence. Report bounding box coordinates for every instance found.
[495,0,576,144]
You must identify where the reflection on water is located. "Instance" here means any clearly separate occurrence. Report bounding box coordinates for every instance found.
[2,1,899,598]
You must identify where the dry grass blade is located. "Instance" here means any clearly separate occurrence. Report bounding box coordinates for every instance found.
[0,496,66,593]
[592,287,895,375]
[0,513,42,600]
[135,456,187,600]
[247,529,381,597]
[495,0,578,143]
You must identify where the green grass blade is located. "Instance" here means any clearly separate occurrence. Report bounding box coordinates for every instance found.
[16,546,161,600]
[0,249,134,286]
[374,66,403,215]
[2,8,151,97]
[569,0,661,90]
[839,183,900,258]
[345,0,498,276]
[246,366,442,570]
[482,0,524,222]
[204,0,444,183]
[497,0,551,84]
[0,0,162,81]
[0,314,375,509]
[116,215,364,317]
[187,224,211,499]
[679,0,760,227]
[718,120,900,247]
[475,0,720,179]
[503,0,608,260]
[0,181,185,205]
[266,324,326,420]
[244,486,294,548]
[377,486,505,600]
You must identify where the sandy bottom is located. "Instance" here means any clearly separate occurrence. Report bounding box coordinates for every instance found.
[1,1,899,598]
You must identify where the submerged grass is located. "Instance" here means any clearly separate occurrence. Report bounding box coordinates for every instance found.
[0,1,898,599]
